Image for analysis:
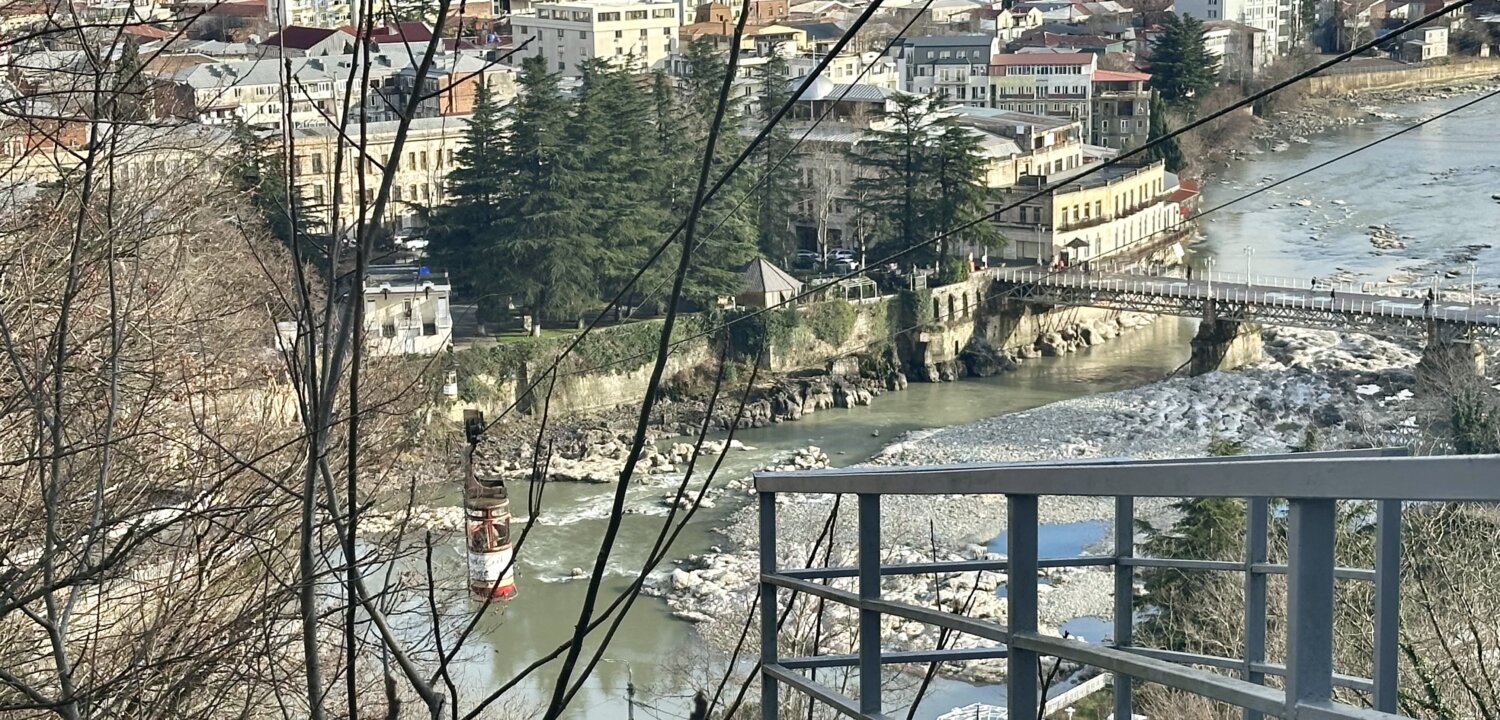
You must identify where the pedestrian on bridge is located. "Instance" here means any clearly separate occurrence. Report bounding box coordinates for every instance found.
[1330,287,1336,300]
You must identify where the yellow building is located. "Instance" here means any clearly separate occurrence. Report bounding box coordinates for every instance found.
[290,114,471,235]
[988,160,1184,264]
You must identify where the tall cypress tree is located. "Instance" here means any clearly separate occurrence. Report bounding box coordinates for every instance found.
[929,124,1003,264]
[1149,14,1219,110]
[226,119,322,252]
[849,93,937,265]
[568,60,669,307]
[425,82,506,295]
[427,57,593,333]
[753,54,800,266]
[110,39,149,121]
[1144,93,1185,172]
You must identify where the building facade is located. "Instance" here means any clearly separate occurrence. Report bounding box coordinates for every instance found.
[988,161,1185,263]
[1089,69,1150,149]
[891,35,999,104]
[1174,0,1293,52]
[508,0,682,77]
[987,52,1097,125]
[291,114,472,233]
[362,266,454,356]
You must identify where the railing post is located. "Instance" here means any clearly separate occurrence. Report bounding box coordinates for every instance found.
[1373,500,1402,713]
[759,491,779,720]
[1114,495,1135,720]
[858,493,882,715]
[1008,494,1040,720]
[1286,498,1337,716]
[1242,498,1270,720]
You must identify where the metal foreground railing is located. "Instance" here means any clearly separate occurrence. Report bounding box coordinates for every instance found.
[753,450,1500,720]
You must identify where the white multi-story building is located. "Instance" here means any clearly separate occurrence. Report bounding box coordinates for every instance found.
[988,51,1097,124]
[363,266,454,356]
[1174,0,1293,52]
[508,0,683,77]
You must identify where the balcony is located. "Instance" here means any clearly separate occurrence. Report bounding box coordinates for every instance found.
[753,450,1500,719]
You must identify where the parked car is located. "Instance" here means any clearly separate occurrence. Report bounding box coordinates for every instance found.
[831,257,860,273]
[829,248,857,262]
[794,250,820,269]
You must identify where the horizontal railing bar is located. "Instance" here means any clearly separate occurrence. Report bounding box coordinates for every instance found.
[780,646,1008,670]
[781,555,1115,581]
[763,572,859,606]
[1297,701,1407,720]
[1010,631,1287,717]
[765,574,1013,642]
[756,452,1500,502]
[1121,647,1375,693]
[1122,558,1376,581]
[762,663,888,720]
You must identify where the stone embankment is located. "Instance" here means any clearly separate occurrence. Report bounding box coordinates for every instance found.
[657,327,1424,683]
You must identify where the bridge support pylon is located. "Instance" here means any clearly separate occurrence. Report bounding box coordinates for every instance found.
[1190,301,1263,376]
[1416,323,1486,389]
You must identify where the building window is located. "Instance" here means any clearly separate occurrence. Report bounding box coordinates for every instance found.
[393,186,403,201]
[579,30,588,38]
[653,7,673,17]
[558,60,566,70]
[615,29,623,38]
[663,27,671,34]
[640,28,648,37]
[420,151,428,169]
[627,9,647,19]
[556,28,564,37]
[598,10,619,20]
[616,46,624,55]
[664,42,672,52]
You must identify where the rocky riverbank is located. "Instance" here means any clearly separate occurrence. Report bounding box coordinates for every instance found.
[473,307,1158,486]
[653,326,1424,685]
[1256,76,1500,145]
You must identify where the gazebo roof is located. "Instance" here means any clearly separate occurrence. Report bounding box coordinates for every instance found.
[742,257,804,294]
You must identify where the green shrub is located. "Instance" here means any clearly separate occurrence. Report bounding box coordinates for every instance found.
[723,307,799,361]
[934,256,971,286]
[805,300,857,348]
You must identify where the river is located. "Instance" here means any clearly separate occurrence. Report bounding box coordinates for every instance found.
[431,93,1500,718]
[1189,93,1500,290]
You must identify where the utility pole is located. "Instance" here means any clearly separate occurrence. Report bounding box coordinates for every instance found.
[626,665,636,720]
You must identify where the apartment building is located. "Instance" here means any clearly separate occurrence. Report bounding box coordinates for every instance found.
[362,265,454,356]
[160,50,516,128]
[1174,0,1292,52]
[988,160,1185,263]
[1089,69,1150,149]
[291,114,472,233]
[891,35,999,105]
[508,0,683,77]
[987,51,1096,125]
[1202,19,1274,79]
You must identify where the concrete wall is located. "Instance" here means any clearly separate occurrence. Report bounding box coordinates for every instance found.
[1189,318,1264,375]
[1306,58,1500,95]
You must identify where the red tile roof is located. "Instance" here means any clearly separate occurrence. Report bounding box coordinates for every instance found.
[1094,69,1150,81]
[262,25,340,49]
[989,51,1095,65]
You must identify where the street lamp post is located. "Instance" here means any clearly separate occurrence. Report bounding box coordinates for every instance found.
[1470,262,1477,304]
[1206,257,1216,296]
[1243,246,1254,286]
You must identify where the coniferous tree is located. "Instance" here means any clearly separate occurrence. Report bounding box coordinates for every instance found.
[1133,437,1247,655]
[226,119,323,251]
[658,40,760,309]
[1144,93,1185,172]
[1148,14,1219,110]
[753,54,800,266]
[569,60,666,303]
[849,93,937,265]
[427,57,592,333]
[848,94,998,268]
[110,40,149,121]
[929,124,1003,264]
[425,82,506,295]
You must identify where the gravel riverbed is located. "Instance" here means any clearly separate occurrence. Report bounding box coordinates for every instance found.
[653,327,1424,684]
